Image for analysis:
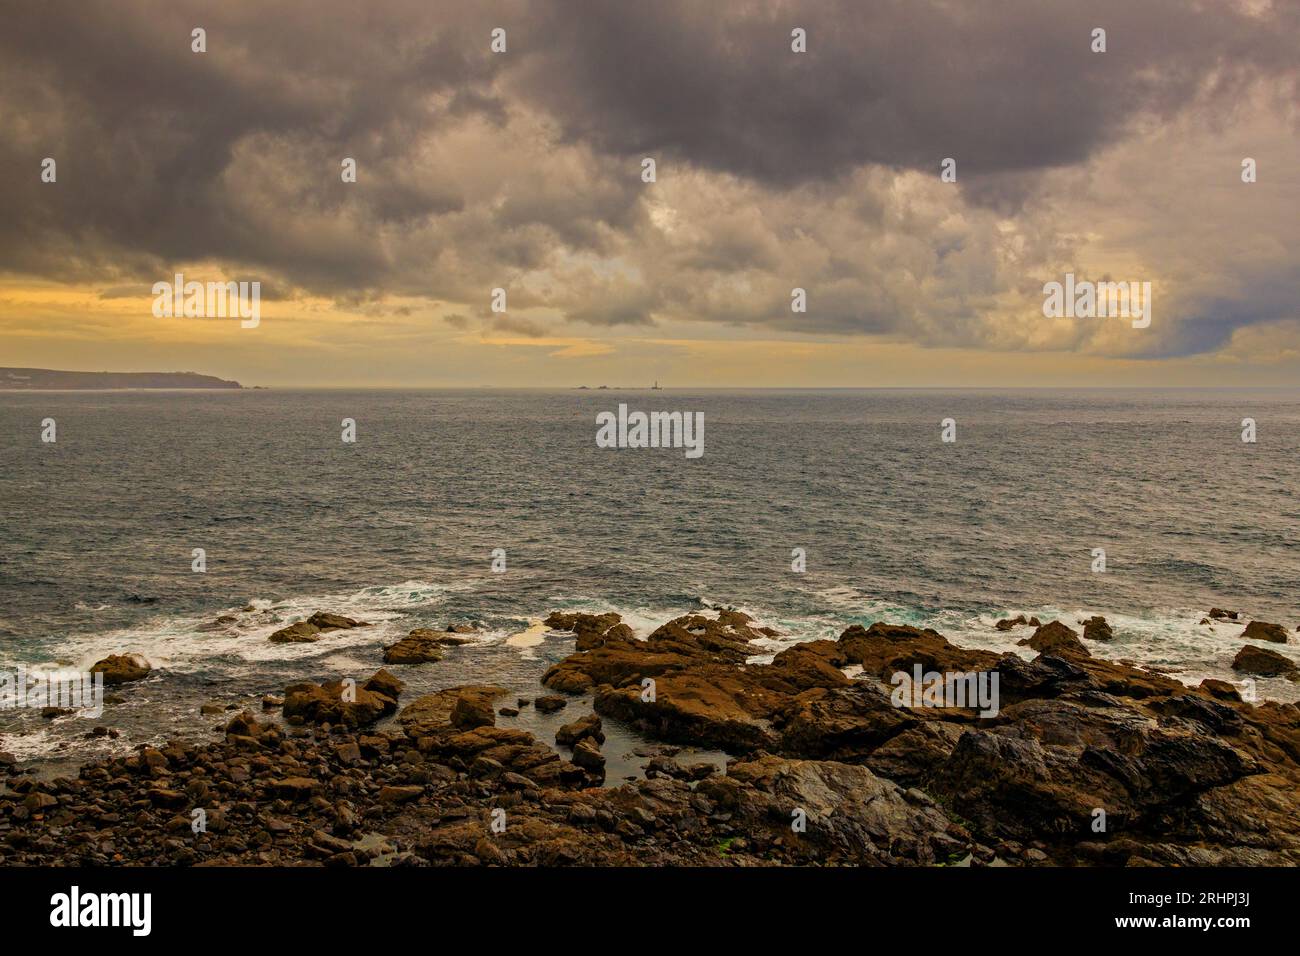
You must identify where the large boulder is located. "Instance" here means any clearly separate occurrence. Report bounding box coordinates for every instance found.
[398,686,510,735]
[90,653,152,685]
[363,668,405,700]
[838,622,1001,678]
[451,693,496,730]
[1020,621,1090,657]
[282,669,402,727]
[927,699,1256,847]
[1232,645,1299,680]
[1242,621,1289,644]
[541,610,778,696]
[595,671,780,752]
[1198,679,1243,702]
[1081,616,1114,642]
[556,713,605,747]
[775,682,916,762]
[570,737,605,773]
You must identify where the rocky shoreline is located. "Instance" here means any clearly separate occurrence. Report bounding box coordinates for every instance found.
[2,609,1298,866]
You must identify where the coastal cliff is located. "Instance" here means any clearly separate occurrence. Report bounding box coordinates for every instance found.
[0,367,242,389]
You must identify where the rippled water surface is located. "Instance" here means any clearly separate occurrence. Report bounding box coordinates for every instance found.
[2,388,1298,766]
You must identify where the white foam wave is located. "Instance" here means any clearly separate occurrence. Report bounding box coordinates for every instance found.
[42,579,464,675]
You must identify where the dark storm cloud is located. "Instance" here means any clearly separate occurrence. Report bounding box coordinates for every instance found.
[0,0,516,286]
[519,0,1299,190]
[0,0,1297,358]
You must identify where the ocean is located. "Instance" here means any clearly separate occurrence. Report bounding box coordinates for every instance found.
[2,387,1298,769]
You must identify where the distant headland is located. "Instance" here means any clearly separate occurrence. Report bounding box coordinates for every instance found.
[0,367,243,390]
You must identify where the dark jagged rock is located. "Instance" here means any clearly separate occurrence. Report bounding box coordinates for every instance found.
[1232,645,1300,680]
[571,738,606,774]
[995,615,1040,631]
[1020,621,1090,657]
[307,612,368,630]
[544,611,635,650]
[1081,616,1114,642]
[1199,679,1243,702]
[556,713,605,747]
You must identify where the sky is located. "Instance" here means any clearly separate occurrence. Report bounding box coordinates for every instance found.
[1,0,1298,388]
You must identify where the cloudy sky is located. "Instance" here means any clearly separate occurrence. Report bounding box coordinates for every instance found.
[2,0,1297,387]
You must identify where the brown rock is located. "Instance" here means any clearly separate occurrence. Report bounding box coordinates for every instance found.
[1199,679,1243,702]
[571,737,605,772]
[544,611,632,651]
[1081,616,1114,642]
[1020,621,1090,657]
[398,686,510,734]
[268,621,321,644]
[377,785,423,804]
[995,615,1039,631]
[269,777,321,799]
[595,671,780,752]
[333,741,362,764]
[362,668,405,700]
[307,612,368,630]
[89,653,152,685]
[1232,645,1299,680]
[24,792,58,810]
[223,709,268,739]
[1242,621,1289,644]
[283,671,400,727]
[556,713,605,747]
[451,693,496,730]
[270,612,369,643]
[382,631,445,664]
[706,755,969,865]
[839,623,1001,678]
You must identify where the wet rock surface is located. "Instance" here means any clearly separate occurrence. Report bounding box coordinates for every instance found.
[1242,621,1289,644]
[383,629,452,664]
[1233,644,1299,680]
[89,654,152,685]
[5,610,1300,866]
[269,611,370,644]
[1019,621,1089,657]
